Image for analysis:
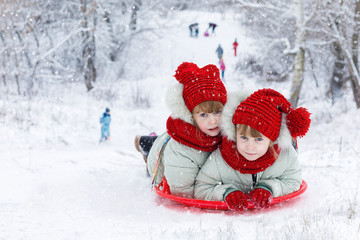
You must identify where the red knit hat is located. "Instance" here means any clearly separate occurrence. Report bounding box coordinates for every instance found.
[232,88,311,141]
[174,62,227,112]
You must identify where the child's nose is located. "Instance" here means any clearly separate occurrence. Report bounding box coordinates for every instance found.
[245,141,255,150]
[208,114,217,123]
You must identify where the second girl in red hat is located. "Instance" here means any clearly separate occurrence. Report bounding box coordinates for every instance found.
[194,88,311,211]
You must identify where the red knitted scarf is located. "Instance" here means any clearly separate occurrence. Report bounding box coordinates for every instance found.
[166,116,221,152]
[220,137,279,174]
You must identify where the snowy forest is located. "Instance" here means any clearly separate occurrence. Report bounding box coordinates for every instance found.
[1,0,360,239]
[2,0,360,107]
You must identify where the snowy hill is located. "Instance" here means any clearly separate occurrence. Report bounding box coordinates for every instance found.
[1,10,360,240]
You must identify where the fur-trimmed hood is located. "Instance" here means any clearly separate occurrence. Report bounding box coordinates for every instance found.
[166,83,194,124]
[221,89,294,150]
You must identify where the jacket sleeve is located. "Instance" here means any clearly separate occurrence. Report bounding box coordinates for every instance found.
[102,116,111,125]
[256,147,302,197]
[163,142,209,198]
[194,151,238,201]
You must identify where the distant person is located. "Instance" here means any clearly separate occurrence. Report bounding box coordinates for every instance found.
[233,38,239,56]
[215,44,223,63]
[208,23,217,36]
[220,57,226,81]
[194,24,199,37]
[100,108,111,142]
[189,23,199,37]
[204,30,209,37]
[188,24,193,37]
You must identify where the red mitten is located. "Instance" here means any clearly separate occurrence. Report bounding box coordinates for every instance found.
[250,188,273,208]
[225,191,249,211]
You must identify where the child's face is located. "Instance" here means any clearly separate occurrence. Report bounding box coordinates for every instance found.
[193,110,222,137]
[236,131,271,161]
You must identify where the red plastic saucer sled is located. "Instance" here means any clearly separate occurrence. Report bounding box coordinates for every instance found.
[155,178,307,210]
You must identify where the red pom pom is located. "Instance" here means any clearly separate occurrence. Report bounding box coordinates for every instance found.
[174,62,198,84]
[286,107,311,138]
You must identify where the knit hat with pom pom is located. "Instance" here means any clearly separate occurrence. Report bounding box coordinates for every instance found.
[174,62,227,112]
[232,88,311,141]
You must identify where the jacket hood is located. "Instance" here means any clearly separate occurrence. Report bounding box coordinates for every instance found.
[166,83,194,124]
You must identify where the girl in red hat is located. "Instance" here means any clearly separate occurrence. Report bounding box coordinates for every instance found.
[135,62,227,198]
[194,88,311,211]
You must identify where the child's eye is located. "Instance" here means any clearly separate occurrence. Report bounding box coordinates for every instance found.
[240,136,248,140]
[255,138,263,141]
[214,110,222,115]
[200,113,207,117]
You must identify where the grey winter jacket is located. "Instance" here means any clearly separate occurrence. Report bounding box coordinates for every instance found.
[146,82,216,198]
[147,131,211,198]
[194,146,302,201]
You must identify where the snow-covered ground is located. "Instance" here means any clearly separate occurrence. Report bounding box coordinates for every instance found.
[1,10,360,240]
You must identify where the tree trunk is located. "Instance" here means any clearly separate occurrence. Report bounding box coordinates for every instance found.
[329,41,346,105]
[14,52,21,95]
[80,0,96,91]
[290,48,305,108]
[15,30,35,96]
[350,1,360,108]
[105,11,118,61]
[9,29,21,95]
[0,31,7,86]
[130,0,141,30]
[289,0,305,108]
[15,30,33,69]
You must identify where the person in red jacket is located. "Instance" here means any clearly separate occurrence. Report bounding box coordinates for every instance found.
[233,38,239,56]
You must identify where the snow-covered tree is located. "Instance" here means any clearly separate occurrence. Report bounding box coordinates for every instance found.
[233,0,360,108]
[314,0,360,108]
[0,0,180,94]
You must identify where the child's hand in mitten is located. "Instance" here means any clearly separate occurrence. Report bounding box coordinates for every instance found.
[250,188,273,208]
[225,191,249,211]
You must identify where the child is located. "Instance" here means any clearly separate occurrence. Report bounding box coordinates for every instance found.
[220,57,225,80]
[216,44,223,63]
[135,62,227,198]
[233,38,238,56]
[100,107,111,142]
[194,88,311,211]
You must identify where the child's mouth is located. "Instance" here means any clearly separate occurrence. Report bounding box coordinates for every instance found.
[245,152,257,156]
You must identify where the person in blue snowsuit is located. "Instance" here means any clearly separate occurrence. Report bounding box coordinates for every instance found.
[100,108,111,142]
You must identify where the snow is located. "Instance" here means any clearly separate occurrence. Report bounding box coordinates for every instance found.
[1,10,360,240]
